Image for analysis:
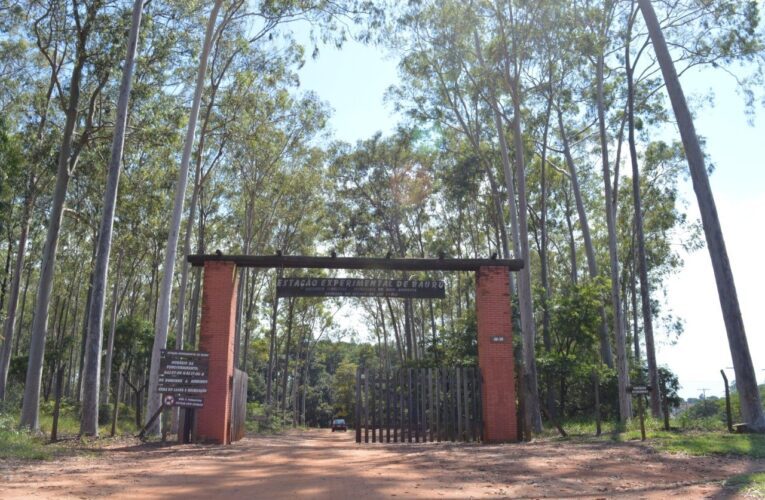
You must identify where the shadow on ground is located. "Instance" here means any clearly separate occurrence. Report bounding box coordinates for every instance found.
[2,429,764,499]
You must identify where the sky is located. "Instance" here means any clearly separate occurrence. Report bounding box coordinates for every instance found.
[293,34,764,400]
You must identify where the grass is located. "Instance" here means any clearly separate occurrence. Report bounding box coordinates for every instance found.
[0,413,51,460]
[653,432,765,459]
[542,415,765,460]
[724,472,765,497]
[0,399,142,461]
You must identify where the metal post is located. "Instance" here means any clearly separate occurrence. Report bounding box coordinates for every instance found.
[638,395,646,441]
[721,370,733,432]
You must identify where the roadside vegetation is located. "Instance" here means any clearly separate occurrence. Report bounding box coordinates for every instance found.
[1,0,764,468]
[0,395,141,461]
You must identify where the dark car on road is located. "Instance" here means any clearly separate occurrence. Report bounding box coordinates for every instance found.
[331,418,347,432]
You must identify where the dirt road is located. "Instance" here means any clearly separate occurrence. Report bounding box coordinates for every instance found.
[1,429,763,498]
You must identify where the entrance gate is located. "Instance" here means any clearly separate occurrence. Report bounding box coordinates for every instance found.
[355,366,482,443]
[188,254,522,444]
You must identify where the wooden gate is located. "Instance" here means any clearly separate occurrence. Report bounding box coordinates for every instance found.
[230,368,247,442]
[355,366,482,443]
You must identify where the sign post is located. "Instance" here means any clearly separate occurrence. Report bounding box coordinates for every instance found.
[627,385,651,441]
[157,349,210,443]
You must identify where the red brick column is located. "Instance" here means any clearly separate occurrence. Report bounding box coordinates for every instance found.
[476,266,518,442]
[196,261,238,444]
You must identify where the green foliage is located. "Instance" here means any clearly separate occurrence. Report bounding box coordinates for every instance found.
[0,412,49,460]
[0,117,22,235]
[246,402,284,434]
[441,308,477,366]
[113,317,153,374]
[0,397,139,460]
[332,360,358,423]
[658,367,683,410]
[677,384,765,430]
[0,0,760,441]
[538,278,612,417]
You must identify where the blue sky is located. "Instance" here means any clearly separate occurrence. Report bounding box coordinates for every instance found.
[294,35,765,400]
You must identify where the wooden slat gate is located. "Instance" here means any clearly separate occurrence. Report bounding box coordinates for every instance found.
[355,366,482,443]
[230,368,247,442]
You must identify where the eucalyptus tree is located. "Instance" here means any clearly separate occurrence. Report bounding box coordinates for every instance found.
[389,0,544,430]
[147,0,385,434]
[145,0,225,433]
[480,0,547,432]
[540,5,615,371]
[228,94,329,371]
[80,0,145,437]
[327,130,435,360]
[0,121,24,401]
[567,0,634,421]
[390,1,511,266]
[19,0,123,430]
[621,0,762,417]
[638,0,765,431]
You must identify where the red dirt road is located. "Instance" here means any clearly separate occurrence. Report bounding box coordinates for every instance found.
[1,429,763,499]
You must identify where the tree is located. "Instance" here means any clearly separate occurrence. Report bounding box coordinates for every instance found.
[146,0,224,434]
[638,0,765,431]
[80,0,145,436]
[21,0,109,430]
[0,119,23,400]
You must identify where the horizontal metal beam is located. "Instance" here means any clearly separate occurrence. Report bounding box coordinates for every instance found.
[187,254,524,272]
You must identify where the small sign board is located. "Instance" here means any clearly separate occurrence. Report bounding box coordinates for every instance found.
[490,335,507,343]
[627,385,651,395]
[157,349,209,395]
[162,394,205,408]
[276,277,446,299]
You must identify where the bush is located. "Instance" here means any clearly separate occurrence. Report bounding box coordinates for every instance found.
[246,402,283,434]
[0,411,49,460]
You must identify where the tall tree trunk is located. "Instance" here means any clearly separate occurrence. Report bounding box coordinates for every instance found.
[0,184,34,400]
[472,31,514,282]
[20,3,94,428]
[65,275,83,398]
[266,270,280,405]
[557,107,613,367]
[630,252,641,365]
[241,274,256,371]
[187,269,202,346]
[0,229,11,318]
[596,52,632,422]
[626,24,661,416]
[77,264,96,402]
[100,252,123,406]
[14,262,32,357]
[403,297,414,360]
[475,29,539,429]
[538,91,556,420]
[639,0,765,430]
[173,152,203,351]
[146,0,223,433]
[509,83,543,433]
[233,268,245,367]
[80,0,143,436]
[385,297,404,363]
[563,187,578,284]
[280,298,295,419]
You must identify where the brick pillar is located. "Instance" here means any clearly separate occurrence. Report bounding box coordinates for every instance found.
[196,261,238,444]
[476,266,518,442]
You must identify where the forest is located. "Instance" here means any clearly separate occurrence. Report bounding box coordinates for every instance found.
[0,0,763,441]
